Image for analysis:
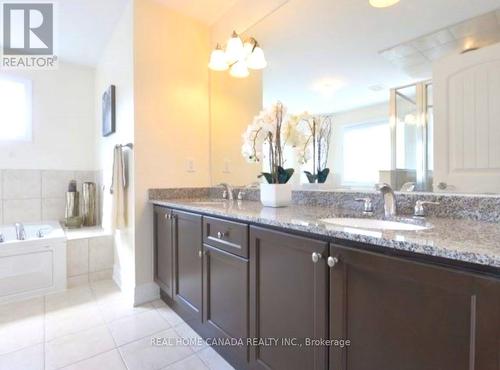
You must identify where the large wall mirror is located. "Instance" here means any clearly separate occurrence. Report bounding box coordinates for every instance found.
[209,0,500,194]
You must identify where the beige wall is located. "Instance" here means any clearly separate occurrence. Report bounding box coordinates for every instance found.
[129,0,264,297]
[133,0,211,288]
[96,0,135,291]
[210,70,263,186]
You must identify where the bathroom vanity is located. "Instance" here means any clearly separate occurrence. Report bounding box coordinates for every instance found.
[151,195,500,370]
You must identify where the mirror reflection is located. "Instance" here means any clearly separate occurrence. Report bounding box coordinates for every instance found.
[209,1,500,194]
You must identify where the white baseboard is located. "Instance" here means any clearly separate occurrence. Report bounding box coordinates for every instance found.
[134,281,160,306]
[113,264,159,305]
[112,263,122,289]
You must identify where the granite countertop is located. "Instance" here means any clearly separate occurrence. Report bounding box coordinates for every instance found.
[151,198,500,271]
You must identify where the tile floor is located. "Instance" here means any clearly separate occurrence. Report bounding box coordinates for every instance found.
[0,280,234,370]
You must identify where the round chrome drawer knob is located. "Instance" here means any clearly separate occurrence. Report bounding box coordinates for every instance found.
[311,252,322,263]
[327,256,339,268]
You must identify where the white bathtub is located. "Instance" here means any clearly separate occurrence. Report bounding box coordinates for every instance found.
[0,221,66,304]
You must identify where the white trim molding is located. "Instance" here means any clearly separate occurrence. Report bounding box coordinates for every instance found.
[133,281,160,306]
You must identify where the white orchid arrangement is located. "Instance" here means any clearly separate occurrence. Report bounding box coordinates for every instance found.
[242,101,307,184]
[290,113,333,183]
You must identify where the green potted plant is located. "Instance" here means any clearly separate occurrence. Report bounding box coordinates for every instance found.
[241,102,304,207]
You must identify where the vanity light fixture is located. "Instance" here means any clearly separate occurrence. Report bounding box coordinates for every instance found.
[208,31,267,78]
[230,59,250,78]
[369,0,400,8]
[208,44,229,71]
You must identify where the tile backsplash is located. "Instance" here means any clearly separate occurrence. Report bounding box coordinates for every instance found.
[0,169,99,224]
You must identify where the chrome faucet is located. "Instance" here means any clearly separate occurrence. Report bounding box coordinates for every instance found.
[15,222,26,241]
[414,200,440,217]
[217,183,234,201]
[237,182,260,201]
[375,183,397,217]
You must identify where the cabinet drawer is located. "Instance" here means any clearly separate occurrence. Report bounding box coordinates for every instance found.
[203,217,248,258]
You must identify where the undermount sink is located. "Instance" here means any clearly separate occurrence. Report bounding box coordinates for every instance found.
[320,218,430,231]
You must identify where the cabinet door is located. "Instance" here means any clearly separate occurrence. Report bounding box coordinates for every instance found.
[203,245,249,369]
[330,244,500,370]
[249,226,328,370]
[154,206,173,298]
[173,210,203,321]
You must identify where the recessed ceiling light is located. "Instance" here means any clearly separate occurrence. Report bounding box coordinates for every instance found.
[369,84,385,92]
[369,0,400,8]
[461,39,479,54]
[311,78,345,97]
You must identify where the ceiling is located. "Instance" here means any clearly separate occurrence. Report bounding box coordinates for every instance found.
[55,0,130,66]
[245,0,500,113]
[380,9,500,77]
[155,0,239,25]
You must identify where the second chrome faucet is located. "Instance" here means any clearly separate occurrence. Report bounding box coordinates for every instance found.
[375,183,397,218]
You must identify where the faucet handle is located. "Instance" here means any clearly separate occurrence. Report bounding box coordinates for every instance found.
[375,182,391,191]
[355,198,374,214]
[414,200,440,217]
[237,182,260,200]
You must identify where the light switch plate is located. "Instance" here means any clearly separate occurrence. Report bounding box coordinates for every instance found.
[186,159,196,173]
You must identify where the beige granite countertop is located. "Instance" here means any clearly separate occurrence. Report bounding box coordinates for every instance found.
[151,198,500,271]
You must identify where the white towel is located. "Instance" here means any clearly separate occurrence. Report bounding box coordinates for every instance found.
[111,145,127,229]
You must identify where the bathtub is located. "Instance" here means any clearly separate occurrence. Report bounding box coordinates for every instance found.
[0,221,66,304]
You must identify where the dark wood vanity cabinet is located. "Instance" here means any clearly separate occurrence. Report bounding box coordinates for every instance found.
[154,205,500,370]
[203,244,249,368]
[249,226,329,370]
[154,206,174,297]
[201,217,250,368]
[172,210,203,323]
[329,244,500,370]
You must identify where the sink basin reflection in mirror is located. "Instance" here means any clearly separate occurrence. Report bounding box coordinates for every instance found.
[320,218,431,231]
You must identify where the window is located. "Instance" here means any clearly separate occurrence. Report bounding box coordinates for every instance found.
[0,76,32,141]
[341,120,390,187]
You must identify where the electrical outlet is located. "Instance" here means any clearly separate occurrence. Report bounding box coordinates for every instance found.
[186,159,196,173]
[223,159,231,174]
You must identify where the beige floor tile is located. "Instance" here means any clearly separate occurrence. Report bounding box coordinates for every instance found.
[109,310,170,346]
[119,328,193,370]
[97,296,154,323]
[60,349,126,370]
[162,354,209,370]
[197,347,235,370]
[90,279,122,301]
[152,300,184,327]
[45,325,116,370]
[0,343,44,370]
[0,297,44,324]
[0,297,45,354]
[173,322,207,352]
[0,314,44,355]
[45,286,95,313]
[45,302,105,341]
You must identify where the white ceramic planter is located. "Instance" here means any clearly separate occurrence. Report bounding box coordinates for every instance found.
[260,183,292,207]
